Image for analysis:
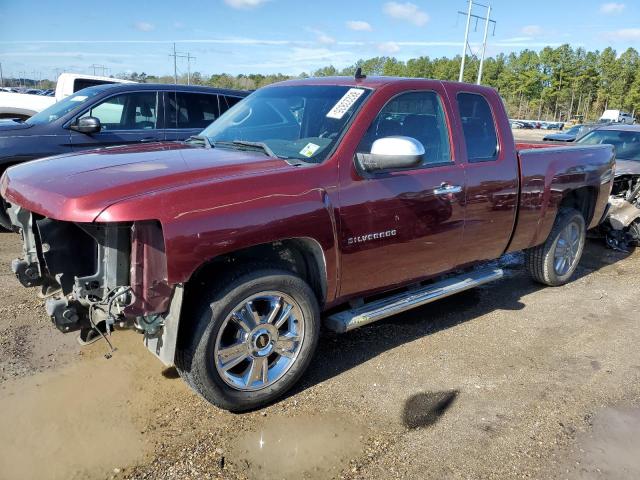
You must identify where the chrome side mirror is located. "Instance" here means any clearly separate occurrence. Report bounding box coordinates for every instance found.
[356,136,424,172]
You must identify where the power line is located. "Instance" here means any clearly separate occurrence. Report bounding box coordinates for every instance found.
[169,43,196,85]
[457,0,496,84]
[90,64,108,76]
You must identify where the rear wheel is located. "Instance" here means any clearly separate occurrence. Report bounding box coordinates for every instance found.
[525,207,586,286]
[175,267,320,412]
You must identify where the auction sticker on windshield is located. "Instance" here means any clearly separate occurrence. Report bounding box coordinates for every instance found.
[299,142,320,158]
[326,88,365,119]
[69,96,88,102]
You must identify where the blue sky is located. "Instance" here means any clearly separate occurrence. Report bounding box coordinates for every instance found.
[0,0,638,80]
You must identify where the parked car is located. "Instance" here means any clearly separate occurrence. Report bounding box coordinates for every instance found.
[0,83,248,228]
[510,120,533,129]
[1,76,614,411]
[576,125,640,249]
[599,109,635,125]
[543,123,599,142]
[0,73,135,120]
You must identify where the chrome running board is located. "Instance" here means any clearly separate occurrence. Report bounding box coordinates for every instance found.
[325,268,504,333]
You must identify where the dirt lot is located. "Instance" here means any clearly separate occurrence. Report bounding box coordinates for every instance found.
[1,212,640,479]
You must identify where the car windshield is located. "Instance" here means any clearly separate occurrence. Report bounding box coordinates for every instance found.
[200,85,371,163]
[564,125,582,135]
[25,87,103,126]
[577,129,640,161]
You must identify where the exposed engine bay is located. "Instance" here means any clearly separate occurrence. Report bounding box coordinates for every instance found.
[603,174,640,251]
[6,204,181,360]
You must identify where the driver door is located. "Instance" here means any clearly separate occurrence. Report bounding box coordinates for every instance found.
[338,89,467,297]
[70,91,163,150]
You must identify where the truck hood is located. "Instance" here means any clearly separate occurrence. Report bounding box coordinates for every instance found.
[1,141,292,222]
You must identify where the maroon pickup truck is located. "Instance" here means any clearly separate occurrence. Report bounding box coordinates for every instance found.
[1,76,614,411]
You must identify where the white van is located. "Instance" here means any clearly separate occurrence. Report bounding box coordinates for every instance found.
[0,73,134,120]
[599,109,635,125]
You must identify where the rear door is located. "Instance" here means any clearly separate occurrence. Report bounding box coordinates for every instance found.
[447,86,520,264]
[70,90,162,149]
[164,91,221,141]
[338,86,467,297]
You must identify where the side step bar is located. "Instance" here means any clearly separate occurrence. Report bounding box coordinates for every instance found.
[325,268,504,333]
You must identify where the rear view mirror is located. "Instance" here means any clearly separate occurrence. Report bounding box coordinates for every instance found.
[70,116,101,134]
[356,136,424,172]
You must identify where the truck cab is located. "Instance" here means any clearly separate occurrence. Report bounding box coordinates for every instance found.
[1,76,614,411]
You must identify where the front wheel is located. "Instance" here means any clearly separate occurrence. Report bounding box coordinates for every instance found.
[525,207,586,286]
[175,268,320,412]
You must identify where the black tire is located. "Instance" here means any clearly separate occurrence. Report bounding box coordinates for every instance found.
[175,267,320,412]
[525,207,586,286]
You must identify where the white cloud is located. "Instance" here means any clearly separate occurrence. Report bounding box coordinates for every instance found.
[600,2,625,13]
[521,25,542,36]
[383,2,429,27]
[605,28,640,40]
[377,41,400,53]
[223,0,268,8]
[173,22,185,29]
[346,20,372,31]
[133,21,154,32]
[307,28,336,45]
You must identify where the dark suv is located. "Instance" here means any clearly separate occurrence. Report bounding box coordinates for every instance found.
[0,83,247,227]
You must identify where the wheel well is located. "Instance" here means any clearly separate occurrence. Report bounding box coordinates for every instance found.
[559,187,597,226]
[185,239,327,307]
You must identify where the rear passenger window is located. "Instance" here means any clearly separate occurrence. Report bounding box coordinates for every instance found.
[357,91,451,166]
[167,93,220,129]
[456,93,498,162]
[220,95,242,113]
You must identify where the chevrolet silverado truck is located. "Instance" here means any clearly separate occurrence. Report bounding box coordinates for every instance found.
[1,76,615,411]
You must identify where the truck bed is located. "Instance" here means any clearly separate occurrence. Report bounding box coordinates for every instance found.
[507,143,615,252]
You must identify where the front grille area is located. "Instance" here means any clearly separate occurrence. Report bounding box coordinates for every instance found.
[35,217,99,294]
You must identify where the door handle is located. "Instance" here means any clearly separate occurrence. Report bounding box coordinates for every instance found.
[433,183,462,195]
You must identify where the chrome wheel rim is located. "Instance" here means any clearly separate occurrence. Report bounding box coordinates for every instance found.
[214,292,305,391]
[554,221,581,276]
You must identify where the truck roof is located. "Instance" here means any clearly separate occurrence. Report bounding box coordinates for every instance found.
[271,76,498,94]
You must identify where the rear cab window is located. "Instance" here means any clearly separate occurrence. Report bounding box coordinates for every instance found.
[456,92,499,162]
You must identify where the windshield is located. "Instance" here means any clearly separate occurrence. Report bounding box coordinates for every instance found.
[577,129,640,161]
[25,87,103,126]
[564,125,582,135]
[200,85,371,163]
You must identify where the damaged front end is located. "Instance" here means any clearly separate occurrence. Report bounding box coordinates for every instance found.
[7,204,182,363]
[603,174,640,251]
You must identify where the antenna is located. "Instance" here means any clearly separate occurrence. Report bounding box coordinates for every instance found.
[355,67,366,80]
[457,1,496,84]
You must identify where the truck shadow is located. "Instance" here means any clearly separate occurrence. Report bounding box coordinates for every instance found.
[291,240,631,399]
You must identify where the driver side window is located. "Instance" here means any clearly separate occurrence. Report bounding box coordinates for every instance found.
[81,92,158,131]
[357,91,452,166]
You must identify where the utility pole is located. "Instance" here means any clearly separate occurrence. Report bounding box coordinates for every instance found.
[169,43,195,85]
[457,1,496,84]
[172,43,178,84]
[459,0,473,82]
[90,64,107,76]
[0,62,4,88]
[186,52,196,85]
[477,4,491,84]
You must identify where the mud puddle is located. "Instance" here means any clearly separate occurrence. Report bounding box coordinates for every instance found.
[567,407,640,479]
[0,331,168,480]
[230,414,365,480]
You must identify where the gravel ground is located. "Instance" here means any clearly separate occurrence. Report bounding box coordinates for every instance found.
[1,220,639,479]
